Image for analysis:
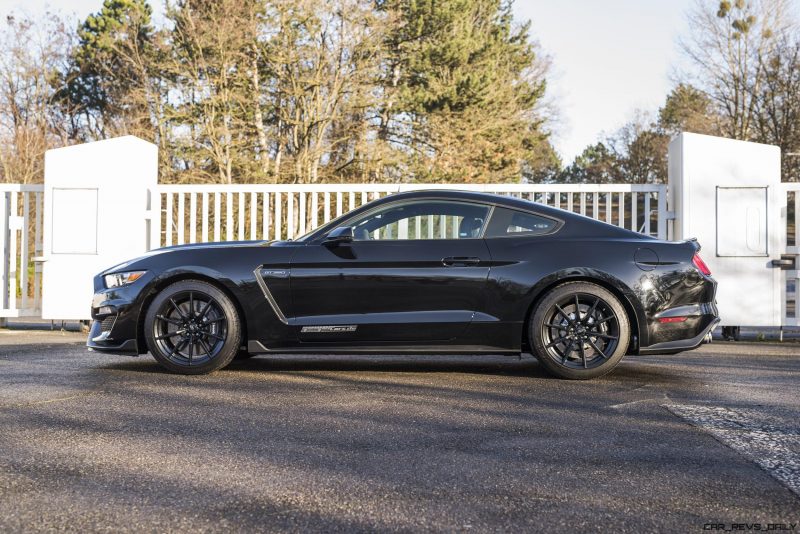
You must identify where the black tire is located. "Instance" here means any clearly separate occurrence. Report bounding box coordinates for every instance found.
[144,280,241,375]
[529,282,630,380]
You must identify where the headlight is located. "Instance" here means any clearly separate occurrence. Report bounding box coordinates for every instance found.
[104,271,146,288]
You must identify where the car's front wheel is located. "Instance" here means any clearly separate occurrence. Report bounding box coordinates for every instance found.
[144,280,241,375]
[529,282,630,380]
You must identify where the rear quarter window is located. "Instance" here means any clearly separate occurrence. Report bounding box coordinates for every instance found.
[484,207,559,237]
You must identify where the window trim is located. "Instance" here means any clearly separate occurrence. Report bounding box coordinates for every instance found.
[310,198,495,243]
[304,196,565,244]
[483,206,563,239]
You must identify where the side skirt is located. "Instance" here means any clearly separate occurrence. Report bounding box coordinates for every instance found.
[247,340,519,356]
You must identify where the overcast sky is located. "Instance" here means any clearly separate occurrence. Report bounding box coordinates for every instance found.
[2,0,696,163]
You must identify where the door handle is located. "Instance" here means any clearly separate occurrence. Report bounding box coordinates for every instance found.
[442,256,481,267]
[770,258,794,270]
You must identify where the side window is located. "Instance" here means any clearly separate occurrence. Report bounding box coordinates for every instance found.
[348,201,490,241]
[484,207,558,238]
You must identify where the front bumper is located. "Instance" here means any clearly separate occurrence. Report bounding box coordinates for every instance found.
[86,273,150,356]
[86,317,139,355]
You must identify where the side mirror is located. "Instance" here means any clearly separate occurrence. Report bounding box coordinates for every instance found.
[323,226,354,246]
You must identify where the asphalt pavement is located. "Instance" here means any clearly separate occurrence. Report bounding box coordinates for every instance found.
[0,329,798,532]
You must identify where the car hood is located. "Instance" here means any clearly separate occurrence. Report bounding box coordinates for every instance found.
[158,240,271,251]
[100,240,286,275]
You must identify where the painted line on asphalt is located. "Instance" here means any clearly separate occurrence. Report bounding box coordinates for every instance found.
[608,392,670,409]
[4,391,103,408]
[664,404,800,498]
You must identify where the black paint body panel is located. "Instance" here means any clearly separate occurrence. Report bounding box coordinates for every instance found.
[86,190,718,357]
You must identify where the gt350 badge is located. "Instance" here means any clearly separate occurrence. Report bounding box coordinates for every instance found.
[300,325,358,333]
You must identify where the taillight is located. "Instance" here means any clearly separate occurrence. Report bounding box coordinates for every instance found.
[692,253,711,276]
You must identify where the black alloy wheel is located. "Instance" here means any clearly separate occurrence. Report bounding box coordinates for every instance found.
[530,282,630,379]
[144,280,241,374]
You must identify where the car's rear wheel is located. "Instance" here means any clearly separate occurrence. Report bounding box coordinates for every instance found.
[529,282,630,380]
[144,280,241,375]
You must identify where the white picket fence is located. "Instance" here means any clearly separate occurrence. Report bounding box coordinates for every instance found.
[3,182,677,320]
[783,183,800,325]
[153,183,669,247]
[1,184,43,318]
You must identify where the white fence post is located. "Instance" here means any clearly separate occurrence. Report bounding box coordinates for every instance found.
[657,186,668,240]
[148,187,162,250]
[0,190,8,320]
[7,191,18,314]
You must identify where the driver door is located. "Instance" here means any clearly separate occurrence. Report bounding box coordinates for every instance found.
[289,199,492,344]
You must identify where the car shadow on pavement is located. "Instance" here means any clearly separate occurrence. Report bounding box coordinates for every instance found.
[100,353,553,378]
[235,354,546,376]
[98,353,694,386]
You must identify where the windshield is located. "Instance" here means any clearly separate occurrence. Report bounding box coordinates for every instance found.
[293,210,354,242]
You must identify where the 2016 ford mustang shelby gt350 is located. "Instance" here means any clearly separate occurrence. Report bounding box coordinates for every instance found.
[88,190,718,379]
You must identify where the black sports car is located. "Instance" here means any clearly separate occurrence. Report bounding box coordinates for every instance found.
[88,190,718,379]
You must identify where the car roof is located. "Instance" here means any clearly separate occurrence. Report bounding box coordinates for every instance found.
[380,188,545,207]
[372,189,584,223]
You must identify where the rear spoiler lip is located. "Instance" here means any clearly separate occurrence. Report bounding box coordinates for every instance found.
[684,237,701,252]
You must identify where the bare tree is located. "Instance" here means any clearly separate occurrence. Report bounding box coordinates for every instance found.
[0,0,557,186]
[57,0,173,178]
[754,35,800,179]
[265,0,386,184]
[167,0,264,184]
[681,0,795,140]
[0,13,76,184]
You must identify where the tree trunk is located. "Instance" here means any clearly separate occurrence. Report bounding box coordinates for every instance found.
[250,51,270,178]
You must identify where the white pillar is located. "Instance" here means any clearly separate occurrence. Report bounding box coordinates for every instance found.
[668,132,783,327]
[42,136,157,320]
